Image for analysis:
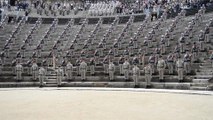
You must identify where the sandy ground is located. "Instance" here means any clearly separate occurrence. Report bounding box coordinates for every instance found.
[0,88,213,120]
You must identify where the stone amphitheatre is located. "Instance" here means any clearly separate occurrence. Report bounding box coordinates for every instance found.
[0,1,213,120]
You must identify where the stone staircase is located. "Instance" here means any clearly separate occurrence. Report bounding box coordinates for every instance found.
[45,68,58,87]
[190,63,213,90]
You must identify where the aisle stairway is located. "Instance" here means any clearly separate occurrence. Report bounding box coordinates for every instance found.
[191,62,213,90]
[45,68,58,87]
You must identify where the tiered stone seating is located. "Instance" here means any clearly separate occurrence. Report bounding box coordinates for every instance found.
[0,9,212,90]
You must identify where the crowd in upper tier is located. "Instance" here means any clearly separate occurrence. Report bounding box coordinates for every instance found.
[1,0,213,21]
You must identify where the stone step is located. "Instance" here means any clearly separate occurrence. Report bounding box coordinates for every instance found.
[45,78,57,82]
[151,82,191,90]
[190,86,208,91]
[199,65,213,69]
[196,72,213,75]
[0,81,195,89]
[45,77,57,83]
[44,83,58,87]
[190,83,209,87]
[194,75,213,79]
[47,76,57,79]
[200,63,212,66]
[198,69,213,72]
[0,82,40,88]
[193,79,209,84]
[61,81,192,89]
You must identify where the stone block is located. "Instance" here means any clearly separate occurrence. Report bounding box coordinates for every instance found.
[193,79,209,84]
[176,83,190,90]
[152,83,165,89]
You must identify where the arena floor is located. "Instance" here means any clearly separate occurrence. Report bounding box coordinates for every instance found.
[0,88,212,120]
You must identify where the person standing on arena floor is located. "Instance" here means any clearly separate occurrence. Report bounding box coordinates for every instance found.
[157,56,166,82]
[56,66,64,86]
[167,53,175,75]
[103,55,109,75]
[109,61,115,81]
[39,66,46,87]
[15,61,23,80]
[66,61,73,80]
[89,57,95,75]
[144,63,152,88]
[132,63,140,88]
[31,60,38,80]
[123,59,130,81]
[176,56,184,82]
[80,59,87,81]
[184,51,192,75]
